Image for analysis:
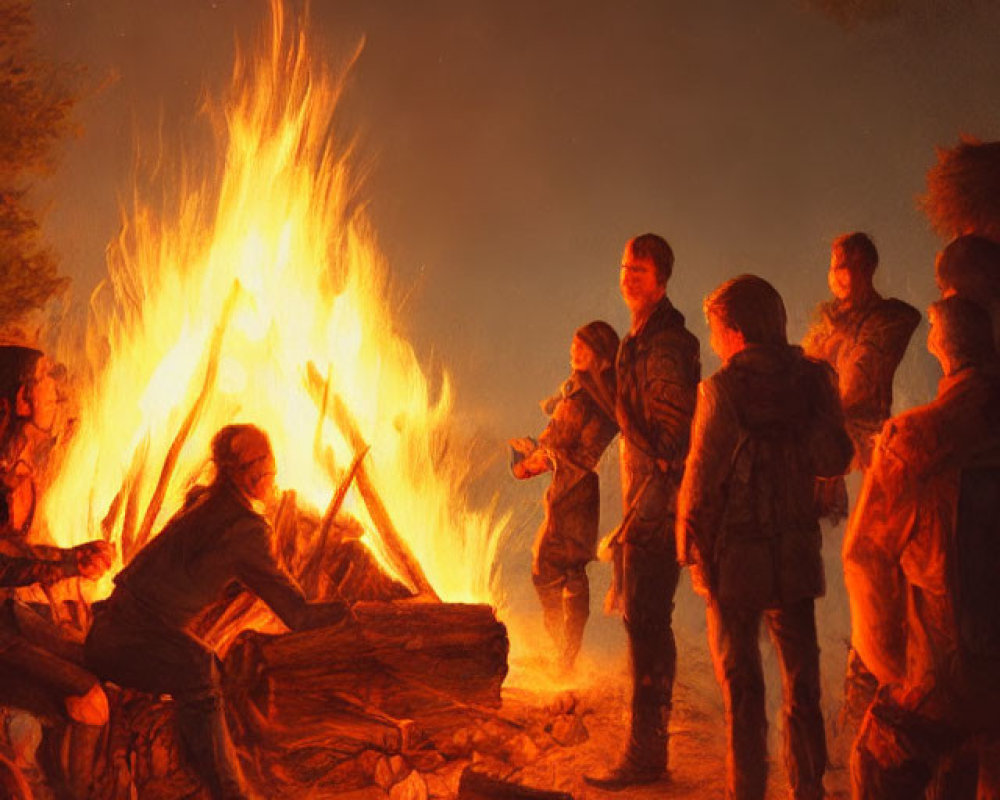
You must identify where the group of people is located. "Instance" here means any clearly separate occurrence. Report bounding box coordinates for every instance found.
[1,136,998,800]
[512,229,1000,798]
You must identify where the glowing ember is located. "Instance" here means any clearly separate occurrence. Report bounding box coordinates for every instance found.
[39,1,506,604]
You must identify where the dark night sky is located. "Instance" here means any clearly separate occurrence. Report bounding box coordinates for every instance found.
[32,1,1000,431]
[27,0,1000,658]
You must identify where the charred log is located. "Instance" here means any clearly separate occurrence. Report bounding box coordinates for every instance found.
[223,601,509,727]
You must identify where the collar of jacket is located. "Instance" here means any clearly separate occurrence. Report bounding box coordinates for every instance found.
[822,291,885,324]
[574,367,618,423]
[625,296,686,345]
[209,476,267,517]
[724,342,803,372]
[938,362,1000,399]
[718,344,813,430]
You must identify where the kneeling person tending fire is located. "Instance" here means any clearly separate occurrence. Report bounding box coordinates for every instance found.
[85,424,350,800]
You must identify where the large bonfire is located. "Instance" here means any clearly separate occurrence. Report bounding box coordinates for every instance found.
[39,1,506,606]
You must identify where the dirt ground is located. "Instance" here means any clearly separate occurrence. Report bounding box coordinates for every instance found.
[480,513,859,800]
[497,650,852,800]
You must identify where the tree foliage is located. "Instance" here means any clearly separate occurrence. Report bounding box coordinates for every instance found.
[921,137,1000,243]
[0,0,73,328]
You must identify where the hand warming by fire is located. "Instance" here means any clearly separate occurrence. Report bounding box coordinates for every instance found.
[2,0,1000,799]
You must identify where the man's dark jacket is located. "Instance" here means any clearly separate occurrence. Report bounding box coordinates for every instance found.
[111,480,340,634]
[615,297,701,547]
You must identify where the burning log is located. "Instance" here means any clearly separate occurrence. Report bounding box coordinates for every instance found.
[298,444,369,592]
[132,281,240,556]
[306,362,441,601]
[223,601,509,729]
[192,491,413,655]
[116,437,149,563]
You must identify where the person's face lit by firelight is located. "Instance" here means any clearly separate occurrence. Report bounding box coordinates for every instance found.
[620,244,665,316]
[30,359,58,432]
[569,336,597,373]
[827,245,855,301]
[926,306,946,369]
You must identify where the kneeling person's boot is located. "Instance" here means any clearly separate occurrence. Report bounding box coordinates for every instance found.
[177,697,251,800]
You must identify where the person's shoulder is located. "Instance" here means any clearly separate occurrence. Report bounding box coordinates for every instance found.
[223,512,272,557]
[817,298,839,315]
[203,485,271,536]
[873,296,921,328]
[648,318,699,357]
[802,301,841,345]
[878,403,937,455]
[813,299,839,324]
[701,365,741,412]
[797,349,839,386]
[646,326,701,386]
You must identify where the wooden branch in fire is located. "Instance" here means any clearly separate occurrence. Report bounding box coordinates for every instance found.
[306,362,441,602]
[131,281,241,555]
[119,437,149,563]
[299,444,370,592]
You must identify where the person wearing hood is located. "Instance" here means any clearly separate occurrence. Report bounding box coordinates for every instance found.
[677,275,853,800]
[510,320,619,674]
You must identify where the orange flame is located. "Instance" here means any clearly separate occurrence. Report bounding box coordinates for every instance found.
[40,1,507,604]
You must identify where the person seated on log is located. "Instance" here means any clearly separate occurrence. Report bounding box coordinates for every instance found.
[85,423,351,800]
[509,320,619,675]
[845,297,1000,798]
[0,538,113,799]
[0,345,113,797]
[0,543,112,721]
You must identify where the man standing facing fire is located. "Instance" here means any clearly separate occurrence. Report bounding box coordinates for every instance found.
[802,232,920,476]
[801,232,920,740]
[677,275,853,800]
[585,234,700,790]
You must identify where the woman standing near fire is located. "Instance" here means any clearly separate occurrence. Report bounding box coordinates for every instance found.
[510,321,619,675]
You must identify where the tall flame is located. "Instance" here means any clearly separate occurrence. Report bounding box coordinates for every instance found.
[41,2,506,604]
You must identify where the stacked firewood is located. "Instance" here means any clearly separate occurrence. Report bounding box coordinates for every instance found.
[66,491,517,799]
[85,684,590,799]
